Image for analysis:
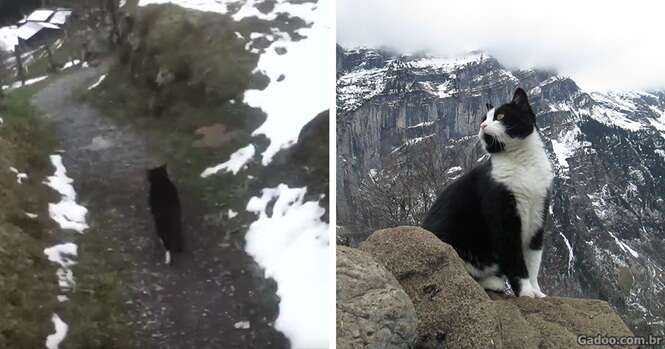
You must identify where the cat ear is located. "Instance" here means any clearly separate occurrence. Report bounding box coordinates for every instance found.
[511,88,531,111]
[486,103,493,111]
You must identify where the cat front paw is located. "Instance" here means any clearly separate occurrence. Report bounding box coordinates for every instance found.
[518,279,537,298]
[531,281,546,298]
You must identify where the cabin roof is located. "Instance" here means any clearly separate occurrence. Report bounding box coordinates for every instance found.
[16,22,59,41]
[26,9,55,22]
[50,10,72,25]
[15,8,72,41]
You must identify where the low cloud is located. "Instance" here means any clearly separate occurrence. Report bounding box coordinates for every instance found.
[337,0,665,91]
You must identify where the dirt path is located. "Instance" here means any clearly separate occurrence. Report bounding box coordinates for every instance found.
[32,66,288,348]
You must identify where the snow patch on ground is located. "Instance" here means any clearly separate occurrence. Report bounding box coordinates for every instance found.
[138,0,228,13]
[88,74,106,90]
[45,314,68,349]
[44,243,78,269]
[201,144,255,177]
[42,155,89,347]
[3,75,48,90]
[245,0,331,165]
[44,155,89,233]
[60,60,81,71]
[43,243,78,291]
[245,184,329,348]
[9,166,28,184]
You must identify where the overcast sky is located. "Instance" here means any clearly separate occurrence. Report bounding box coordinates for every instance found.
[337,0,665,91]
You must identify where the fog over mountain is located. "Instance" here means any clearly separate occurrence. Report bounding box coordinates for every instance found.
[337,0,665,91]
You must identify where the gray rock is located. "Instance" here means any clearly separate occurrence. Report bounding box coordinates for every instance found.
[360,226,637,349]
[337,246,418,349]
[361,226,500,348]
[336,225,367,247]
[336,225,351,246]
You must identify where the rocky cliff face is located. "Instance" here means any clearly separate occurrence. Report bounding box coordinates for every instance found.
[336,45,665,338]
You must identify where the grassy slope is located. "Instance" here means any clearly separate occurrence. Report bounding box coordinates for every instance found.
[0,78,132,347]
[0,82,59,348]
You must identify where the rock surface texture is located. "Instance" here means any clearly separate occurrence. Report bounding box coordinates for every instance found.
[337,246,418,348]
[353,226,636,349]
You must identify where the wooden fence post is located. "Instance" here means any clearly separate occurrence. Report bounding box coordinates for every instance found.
[14,45,26,87]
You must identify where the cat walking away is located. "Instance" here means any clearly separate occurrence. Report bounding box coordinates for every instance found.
[147,164,184,265]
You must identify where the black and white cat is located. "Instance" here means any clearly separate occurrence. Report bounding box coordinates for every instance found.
[422,88,554,298]
[147,164,184,265]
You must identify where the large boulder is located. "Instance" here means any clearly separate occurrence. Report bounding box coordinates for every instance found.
[122,4,256,113]
[337,246,418,348]
[360,226,636,349]
[360,226,499,348]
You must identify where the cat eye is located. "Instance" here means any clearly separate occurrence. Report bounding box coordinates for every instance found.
[496,114,505,120]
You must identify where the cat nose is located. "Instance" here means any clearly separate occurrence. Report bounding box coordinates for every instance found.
[480,121,488,129]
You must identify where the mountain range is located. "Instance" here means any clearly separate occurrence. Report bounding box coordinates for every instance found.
[336,44,665,338]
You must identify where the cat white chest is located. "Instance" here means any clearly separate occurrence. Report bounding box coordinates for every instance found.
[490,134,554,243]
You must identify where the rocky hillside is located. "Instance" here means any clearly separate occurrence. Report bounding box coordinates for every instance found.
[337,226,637,348]
[336,45,665,338]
